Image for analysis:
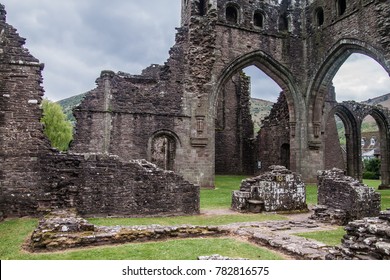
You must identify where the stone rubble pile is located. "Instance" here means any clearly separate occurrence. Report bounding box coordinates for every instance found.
[326,209,390,260]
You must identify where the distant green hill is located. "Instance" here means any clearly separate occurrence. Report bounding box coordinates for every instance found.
[57,93,87,123]
[250,98,274,133]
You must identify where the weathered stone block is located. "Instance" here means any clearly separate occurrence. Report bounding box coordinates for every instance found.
[232,166,307,213]
[313,168,381,225]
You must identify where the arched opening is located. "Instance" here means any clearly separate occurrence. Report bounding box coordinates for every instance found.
[150,132,177,171]
[333,53,390,103]
[324,112,347,171]
[324,106,360,179]
[214,60,293,176]
[315,7,324,26]
[278,13,289,32]
[281,143,290,169]
[198,0,207,16]
[362,111,390,189]
[318,50,390,186]
[361,116,380,180]
[226,4,239,24]
[253,11,264,28]
[336,0,347,16]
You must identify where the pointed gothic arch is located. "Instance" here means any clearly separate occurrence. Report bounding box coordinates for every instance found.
[211,50,303,173]
[309,39,390,134]
[212,50,301,127]
[325,104,361,179]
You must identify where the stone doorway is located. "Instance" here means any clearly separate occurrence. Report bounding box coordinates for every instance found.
[151,134,176,171]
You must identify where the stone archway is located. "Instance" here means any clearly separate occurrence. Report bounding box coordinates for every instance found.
[308,39,390,182]
[325,104,361,180]
[148,130,180,171]
[361,109,390,189]
[210,50,303,175]
[309,39,390,132]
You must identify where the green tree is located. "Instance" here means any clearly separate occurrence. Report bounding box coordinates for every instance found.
[363,158,381,179]
[40,99,73,151]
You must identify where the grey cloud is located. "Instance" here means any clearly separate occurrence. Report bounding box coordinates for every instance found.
[1,1,389,102]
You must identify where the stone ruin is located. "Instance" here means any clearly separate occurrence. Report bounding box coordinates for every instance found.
[327,210,390,260]
[231,166,307,213]
[311,168,381,225]
[29,208,225,252]
[2,0,390,219]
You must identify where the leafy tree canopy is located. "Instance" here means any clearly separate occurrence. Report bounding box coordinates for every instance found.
[40,99,73,151]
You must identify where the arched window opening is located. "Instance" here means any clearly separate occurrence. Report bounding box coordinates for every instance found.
[198,0,207,16]
[316,7,324,26]
[278,13,289,32]
[151,134,176,171]
[253,12,264,28]
[226,5,239,24]
[336,0,347,16]
[361,116,380,179]
[281,143,290,169]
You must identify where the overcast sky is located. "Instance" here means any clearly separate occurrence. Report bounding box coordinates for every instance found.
[2,0,390,102]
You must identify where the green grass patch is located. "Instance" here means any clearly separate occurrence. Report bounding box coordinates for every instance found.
[0,218,38,260]
[201,175,247,209]
[306,184,318,206]
[295,227,345,246]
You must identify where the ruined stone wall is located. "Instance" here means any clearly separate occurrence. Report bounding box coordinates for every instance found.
[215,72,254,175]
[0,6,200,218]
[315,168,381,224]
[0,5,51,217]
[39,154,199,217]
[256,92,290,173]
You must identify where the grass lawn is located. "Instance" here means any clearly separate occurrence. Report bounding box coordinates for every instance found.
[295,227,345,246]
[200,175,247,209]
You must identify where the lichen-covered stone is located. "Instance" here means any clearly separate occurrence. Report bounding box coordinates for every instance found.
[232,166,307,213]
[29,209,225,251]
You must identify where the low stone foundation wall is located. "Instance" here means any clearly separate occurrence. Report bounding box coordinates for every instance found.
[232,166,307,213]
[326,210,390,260]
[29,209,225,251]
[38,153,200,217]
[312,168,381,225]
